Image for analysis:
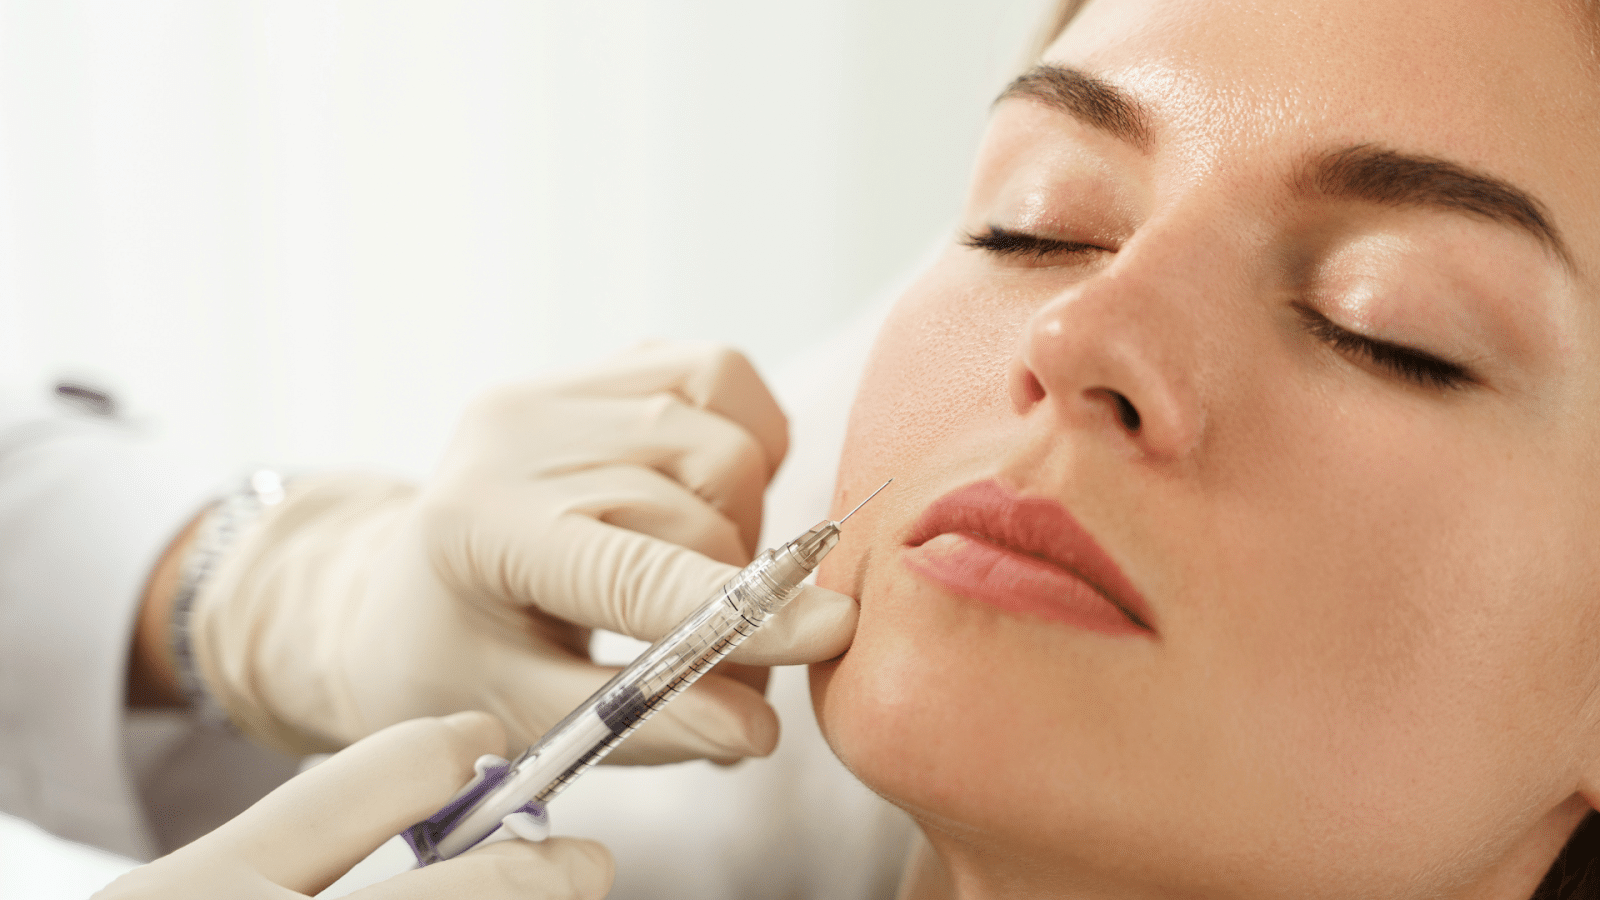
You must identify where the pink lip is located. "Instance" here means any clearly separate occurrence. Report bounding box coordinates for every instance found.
[902,480,1156,637]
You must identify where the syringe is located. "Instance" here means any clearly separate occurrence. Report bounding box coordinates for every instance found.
[402,480,890,865]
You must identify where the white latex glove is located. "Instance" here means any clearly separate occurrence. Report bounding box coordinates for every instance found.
[92,712,613,900]
[191,342,857,758]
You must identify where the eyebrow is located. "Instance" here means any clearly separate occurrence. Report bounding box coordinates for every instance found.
[1301,145,1572,267]
[999,67,1571,269]
[998,65,1154,151]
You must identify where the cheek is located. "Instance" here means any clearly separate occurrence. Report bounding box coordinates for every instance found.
[831,257,1027,511]
[1176,385,1600,874]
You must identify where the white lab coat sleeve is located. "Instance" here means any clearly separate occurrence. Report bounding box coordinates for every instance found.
[0,393,225,860]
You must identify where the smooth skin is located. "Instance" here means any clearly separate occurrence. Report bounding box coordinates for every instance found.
[812,1,1600,898]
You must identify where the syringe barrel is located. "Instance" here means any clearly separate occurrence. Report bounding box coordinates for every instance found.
[411,525,835,863]
[526,535,824,801]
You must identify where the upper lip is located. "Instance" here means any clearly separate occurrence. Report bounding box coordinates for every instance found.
[905,479,1156,632]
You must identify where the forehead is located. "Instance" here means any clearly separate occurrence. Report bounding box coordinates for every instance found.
[1048,0,1600,275]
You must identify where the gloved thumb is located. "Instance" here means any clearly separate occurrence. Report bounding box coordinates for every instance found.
[202,712,512,895]
[349,838,613,900]
[527,513,857,664]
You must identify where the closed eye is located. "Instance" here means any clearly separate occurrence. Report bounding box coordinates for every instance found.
[1292,302,1477,391]
[962,225,1104,261]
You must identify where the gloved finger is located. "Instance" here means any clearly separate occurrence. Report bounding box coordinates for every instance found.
[542,341,789,478]
[712,660,771,696]
[437,466,824,650]
[429,465,749,623]
[477,641,781,761]
[701,660,772,765]
[608,666,780,763]
[596,397,770,555]
[452,393,773,556]
[206,712,508,896]
[515,513,857,664]
[549,464,753,567]
[733,583,858,664]
[344,838,613,900]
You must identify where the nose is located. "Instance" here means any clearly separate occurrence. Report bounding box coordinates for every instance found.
[1008,268,1204,463]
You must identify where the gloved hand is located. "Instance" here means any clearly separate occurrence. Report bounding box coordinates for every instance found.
[92,712,613,900]
[190,342,857,758]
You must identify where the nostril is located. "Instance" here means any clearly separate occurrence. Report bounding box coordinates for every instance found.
[1019,370,1046,406]
[1112,392,1141,431]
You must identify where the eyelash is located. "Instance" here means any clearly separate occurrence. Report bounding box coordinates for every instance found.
[1292,303,1475,391]
[962,225,1103,260]
[967,227,1474,392]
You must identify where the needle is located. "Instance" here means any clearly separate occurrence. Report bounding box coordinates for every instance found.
[838,479,892,525]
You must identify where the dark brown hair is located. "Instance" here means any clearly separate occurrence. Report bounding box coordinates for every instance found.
[1031,1,1600,897]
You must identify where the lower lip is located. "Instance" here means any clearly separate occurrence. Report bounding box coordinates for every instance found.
[902,533,1147,636]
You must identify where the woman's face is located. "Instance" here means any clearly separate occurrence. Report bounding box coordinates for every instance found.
[812,0,1600,896]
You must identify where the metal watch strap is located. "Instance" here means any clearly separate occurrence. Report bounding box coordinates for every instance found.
[168,469,287,729]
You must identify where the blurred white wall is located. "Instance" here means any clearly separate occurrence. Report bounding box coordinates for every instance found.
[0,0,1052,477]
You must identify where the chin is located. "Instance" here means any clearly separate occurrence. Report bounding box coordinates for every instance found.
[807,636,965,830]
[807,568,1108,857]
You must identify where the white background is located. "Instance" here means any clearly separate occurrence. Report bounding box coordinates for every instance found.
[0,0,1052,478]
